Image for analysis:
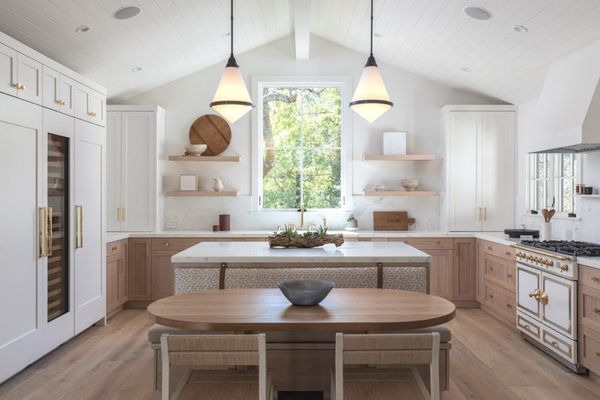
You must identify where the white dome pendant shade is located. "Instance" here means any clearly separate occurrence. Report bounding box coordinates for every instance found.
[350,55,393,123]
[350,0,393,123]
[209,0,254,123]
[210,55,253,123]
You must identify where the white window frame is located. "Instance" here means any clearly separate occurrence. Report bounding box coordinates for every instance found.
[251,75,353,212]
[527,153,581,215]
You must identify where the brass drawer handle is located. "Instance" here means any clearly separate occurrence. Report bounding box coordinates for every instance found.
[595,352,600,357]
[112,246,118,251]
[488,294,494,299]
[506,304,512,309]
[507,274,513,278]
[488,246,493,251]
[489,267,494,272]
[592,277,600,283]
[551,341,559,348]
[593,308,600,314]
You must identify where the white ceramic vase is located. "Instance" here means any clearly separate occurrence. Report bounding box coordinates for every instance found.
[540,222,552,241]
[213,178,224,192]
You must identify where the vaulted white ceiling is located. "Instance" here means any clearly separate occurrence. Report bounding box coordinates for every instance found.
[1,0,600,104]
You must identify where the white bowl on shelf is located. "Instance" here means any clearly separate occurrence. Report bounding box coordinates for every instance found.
[401,179,419,191]
[186,144,207,156]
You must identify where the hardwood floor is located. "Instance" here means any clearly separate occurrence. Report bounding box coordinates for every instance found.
[1,309,599,400]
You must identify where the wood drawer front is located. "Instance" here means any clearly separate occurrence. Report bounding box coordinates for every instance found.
[580,326,600,374]
[485,281,515,322]
[107,241,122,257]
[542,328,576,364]
[151,238,202,252]
[484,254,515,291]
[517,312,541,339]
[580,265,600,290]
[403,238,453,250]
[580,284,600,332]
[482,240,515,262]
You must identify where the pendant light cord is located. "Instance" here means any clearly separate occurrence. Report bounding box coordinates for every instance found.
[226,0,239,67]
[370,0,373,56]
[230,0,234,57]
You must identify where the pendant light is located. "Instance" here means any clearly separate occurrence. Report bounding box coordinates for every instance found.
[350,0,393,123]
[210,0,254,123]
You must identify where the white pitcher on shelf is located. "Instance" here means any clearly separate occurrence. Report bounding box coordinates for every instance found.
[213,177,224,192]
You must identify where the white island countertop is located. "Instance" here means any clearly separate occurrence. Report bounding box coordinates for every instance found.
[172,241,431,264]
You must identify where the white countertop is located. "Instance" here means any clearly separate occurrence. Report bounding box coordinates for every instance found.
[106,229,519,247]
[172,241,431,264]
[578,257,600,270]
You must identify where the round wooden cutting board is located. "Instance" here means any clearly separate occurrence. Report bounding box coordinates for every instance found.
[189,114,231,156]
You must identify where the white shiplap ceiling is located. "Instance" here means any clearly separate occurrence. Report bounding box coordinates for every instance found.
[1,0,600,104]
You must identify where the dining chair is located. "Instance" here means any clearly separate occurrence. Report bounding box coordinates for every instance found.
[331,332,440,400]
[160,333,272,400]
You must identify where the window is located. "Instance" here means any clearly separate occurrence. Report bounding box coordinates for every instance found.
[253,78,351,211]
[529,153,577,213]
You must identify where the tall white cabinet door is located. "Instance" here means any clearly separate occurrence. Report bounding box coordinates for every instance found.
[481,112,515,231]
[73,120,105,334]
[0,42,17,96]
[59,75,76,117]
[16,53,42,105]
[122,112,155,232]
[541,273,576,339]
[42,66,61,112]
[449,112,481,231]
[106,112,123,231]
[0,95,44,382]
[73,84,90,121]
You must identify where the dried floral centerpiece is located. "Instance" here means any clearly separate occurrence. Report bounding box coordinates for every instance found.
[269,225,344,248]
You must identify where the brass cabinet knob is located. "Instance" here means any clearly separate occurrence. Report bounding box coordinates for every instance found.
[595,352,600,357]
[560,264,568,272]
[529,289,541,300]
[13,83,25,90]
[592,276,600,283]
[507,273,512,278]
[506,303,512,309]
[88,111,97,117]
[164,242,170,247]
[540,292,549,305]
[551,341,559,348]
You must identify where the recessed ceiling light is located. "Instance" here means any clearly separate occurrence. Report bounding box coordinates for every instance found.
[75,25,90,33]
[114,6,142,20]
[514,25,529,33]
[374,33,383,38]
[461,66,472,73]
[131,66,143,72]
[464,6,493,21]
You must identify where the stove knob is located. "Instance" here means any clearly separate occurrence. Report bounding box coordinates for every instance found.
[548,260,554,267]
[560,264,569,272]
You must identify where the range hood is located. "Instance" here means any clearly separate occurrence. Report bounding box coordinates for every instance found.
[531,40,600,153]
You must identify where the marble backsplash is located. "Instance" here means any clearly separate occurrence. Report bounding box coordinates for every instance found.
[164,195,441,232]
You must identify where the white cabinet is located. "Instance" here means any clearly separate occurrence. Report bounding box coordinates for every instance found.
[107,106,164,232]
[16,53,42,105]
[74,119,106,334]
[43,66,75,116]
[0,95,44,383]
[443,106,516,232]
[0,42,17,97]
[74,83,106,126]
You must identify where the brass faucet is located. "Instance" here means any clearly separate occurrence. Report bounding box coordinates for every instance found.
[298,203,305,229]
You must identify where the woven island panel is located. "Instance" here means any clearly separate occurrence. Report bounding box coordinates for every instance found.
[224,267,378,289]
[382,266,428,293]
[174,267,220,294]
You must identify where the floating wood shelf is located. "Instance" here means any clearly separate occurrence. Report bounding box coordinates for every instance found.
[362,154,437,161]
[166,190,239,197]
[363,190,439,197]
[168,155,240,162]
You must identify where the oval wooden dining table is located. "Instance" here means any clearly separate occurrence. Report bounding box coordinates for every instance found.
[147,288,456,332]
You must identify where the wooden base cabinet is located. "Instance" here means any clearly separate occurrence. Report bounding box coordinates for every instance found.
[107,240,128,317]
[477,240,516,326]
[579,265,600,376]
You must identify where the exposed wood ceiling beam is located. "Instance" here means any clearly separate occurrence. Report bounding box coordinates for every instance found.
[293,0,311,59]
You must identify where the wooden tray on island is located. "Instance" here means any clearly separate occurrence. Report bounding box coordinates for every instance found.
[268,234,344,248]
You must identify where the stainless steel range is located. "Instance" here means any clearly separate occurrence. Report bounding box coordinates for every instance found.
[514,240,600,372]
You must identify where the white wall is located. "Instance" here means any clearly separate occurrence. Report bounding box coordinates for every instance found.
[517,100,600,242]
[123,35,497,231]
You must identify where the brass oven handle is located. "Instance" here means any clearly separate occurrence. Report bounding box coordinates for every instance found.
[75,205,83,249]
[47,207,53,257]
[514,244,571,261]
[528,289,541,300]
[38,207,48,258]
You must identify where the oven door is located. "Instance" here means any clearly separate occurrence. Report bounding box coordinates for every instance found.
[541,272,576,340]
[517,263,541,319]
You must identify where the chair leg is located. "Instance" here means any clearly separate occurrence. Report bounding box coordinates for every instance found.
[171,369,192,400]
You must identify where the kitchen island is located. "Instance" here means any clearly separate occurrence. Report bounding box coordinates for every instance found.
[171,241,432,294]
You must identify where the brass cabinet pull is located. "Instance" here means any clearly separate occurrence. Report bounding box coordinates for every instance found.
[540,292,549,305]
[75,205,83,249]
[506,303,512,309]
[13,83,25,90]
[529,289,541,300]
[507,273,513,278]
[55,99,66,105]
[121,207,125,221]
[38,207,48,258]
[47,207,53,257]
[116,207,120,222]
[594,352,600,357]
[483,207,487,221]
[592,277,600,284]
[593,308,600,314]
[87,111,97,117]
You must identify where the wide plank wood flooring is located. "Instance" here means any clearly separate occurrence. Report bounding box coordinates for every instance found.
[1,309,599,400]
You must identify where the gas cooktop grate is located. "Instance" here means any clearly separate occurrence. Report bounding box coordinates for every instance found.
[520,240,600,257]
